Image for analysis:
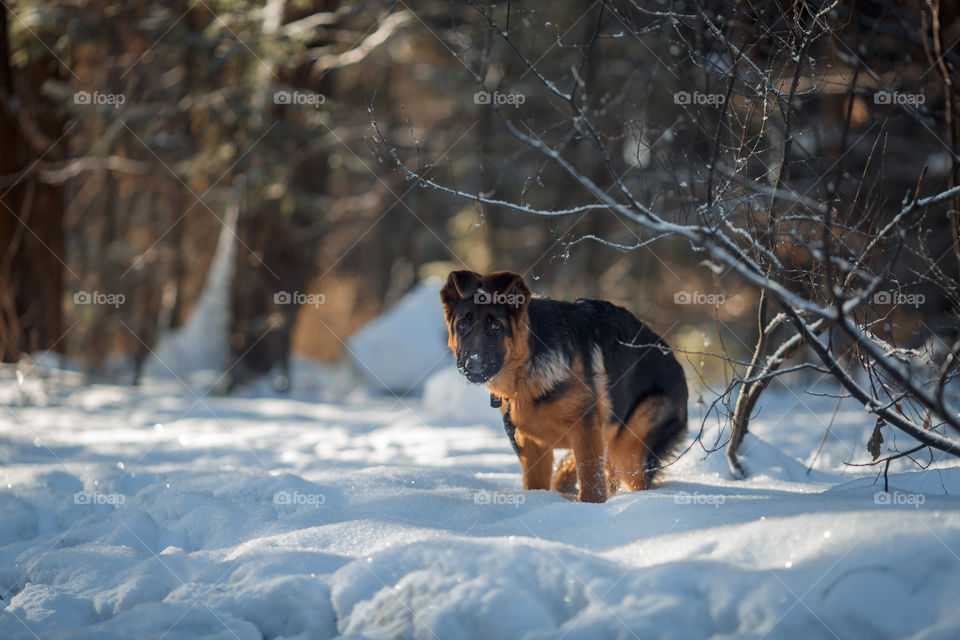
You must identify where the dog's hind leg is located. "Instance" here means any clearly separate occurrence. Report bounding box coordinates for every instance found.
[612,396,685,491]
[553,451,578,494]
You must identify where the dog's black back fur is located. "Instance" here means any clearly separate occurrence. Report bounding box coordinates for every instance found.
[525,298,687,465]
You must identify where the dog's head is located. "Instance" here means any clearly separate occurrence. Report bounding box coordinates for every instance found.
[440,270,530,383]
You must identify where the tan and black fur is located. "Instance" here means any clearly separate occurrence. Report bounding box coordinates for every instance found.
[441,270,688,503]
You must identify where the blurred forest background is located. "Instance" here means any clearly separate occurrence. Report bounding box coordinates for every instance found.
[1,0,958,393]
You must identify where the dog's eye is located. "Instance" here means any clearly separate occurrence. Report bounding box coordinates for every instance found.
[456,318,470,332]
[489,319,503,331]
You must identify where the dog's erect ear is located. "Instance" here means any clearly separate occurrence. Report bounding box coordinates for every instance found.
[481,271,531,314]
[440,270,482,317]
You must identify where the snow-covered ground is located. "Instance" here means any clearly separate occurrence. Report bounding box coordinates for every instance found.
[3,358,960,640]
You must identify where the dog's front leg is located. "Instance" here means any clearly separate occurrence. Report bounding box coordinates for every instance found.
[573,429,608,503]
[515,429,553,490]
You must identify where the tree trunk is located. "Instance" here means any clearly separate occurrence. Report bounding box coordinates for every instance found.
[0,3,66,363]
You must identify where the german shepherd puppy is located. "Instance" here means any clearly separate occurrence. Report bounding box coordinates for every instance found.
[441,270,687,503]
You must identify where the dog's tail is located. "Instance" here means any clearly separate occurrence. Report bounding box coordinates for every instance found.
[642,402,687,487]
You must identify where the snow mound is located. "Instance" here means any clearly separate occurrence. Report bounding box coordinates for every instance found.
[347,279,452,394]
[143,199,237,380]
[423,366,493,423]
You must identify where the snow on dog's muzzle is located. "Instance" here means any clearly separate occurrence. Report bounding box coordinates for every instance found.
[458,352,497,383]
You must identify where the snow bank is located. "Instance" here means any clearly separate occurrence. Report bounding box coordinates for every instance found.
[423,366,492,423]
[143,200,237,380]
[346,278,452,394]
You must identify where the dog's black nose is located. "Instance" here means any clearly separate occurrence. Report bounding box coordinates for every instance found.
[464,354,484,375]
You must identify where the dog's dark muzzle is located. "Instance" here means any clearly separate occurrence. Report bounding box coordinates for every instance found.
[458,353,499,383]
